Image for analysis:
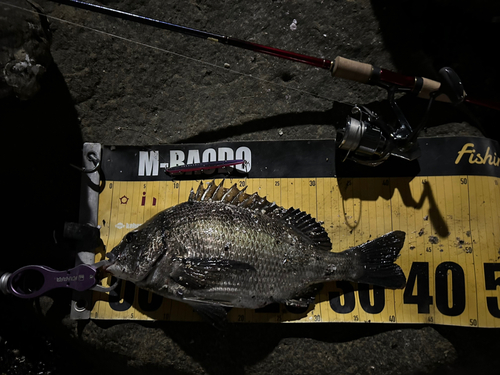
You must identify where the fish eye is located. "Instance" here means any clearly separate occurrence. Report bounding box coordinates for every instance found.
[125,231,137,243]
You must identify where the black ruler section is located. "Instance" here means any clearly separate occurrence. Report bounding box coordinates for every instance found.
[99,137,499,181]
[100,140,336,181]
[337,137,499,178]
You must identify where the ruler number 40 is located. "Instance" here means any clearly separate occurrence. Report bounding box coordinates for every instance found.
[404,262,500,319]
[403,262,465,316]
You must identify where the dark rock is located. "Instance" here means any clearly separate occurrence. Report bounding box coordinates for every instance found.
[1,0,52,99]
[69,320,456,375]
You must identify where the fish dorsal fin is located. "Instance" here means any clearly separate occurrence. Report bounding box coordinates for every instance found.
[274,207,332,251]
[188,180,332,251]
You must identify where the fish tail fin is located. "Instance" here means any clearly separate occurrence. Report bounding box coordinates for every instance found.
[350,231,406,289]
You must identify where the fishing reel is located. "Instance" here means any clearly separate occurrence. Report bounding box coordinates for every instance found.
[337,67,466,166]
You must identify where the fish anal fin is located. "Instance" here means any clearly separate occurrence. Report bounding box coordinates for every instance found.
[187,301,230,329]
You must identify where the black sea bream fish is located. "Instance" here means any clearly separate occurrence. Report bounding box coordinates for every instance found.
[105,180,406,323]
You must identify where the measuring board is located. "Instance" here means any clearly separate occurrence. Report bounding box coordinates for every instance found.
[83,138,499,327]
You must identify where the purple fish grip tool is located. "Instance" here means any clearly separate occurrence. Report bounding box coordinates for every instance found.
[7,264,98,299]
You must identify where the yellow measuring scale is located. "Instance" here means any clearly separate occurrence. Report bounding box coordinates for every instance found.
[88,138,499,327]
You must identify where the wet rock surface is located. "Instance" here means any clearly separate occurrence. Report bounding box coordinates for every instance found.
[0,0,52,99]
[1,0,499,374]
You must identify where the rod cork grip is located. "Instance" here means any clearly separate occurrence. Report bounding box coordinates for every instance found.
[418,77,442,99]
[331,56,373,83]
[420,77,455,103]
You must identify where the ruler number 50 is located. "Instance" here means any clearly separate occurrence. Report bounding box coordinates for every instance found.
[484,263,500,318]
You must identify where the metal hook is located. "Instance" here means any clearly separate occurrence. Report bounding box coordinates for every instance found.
[70,151,101,173]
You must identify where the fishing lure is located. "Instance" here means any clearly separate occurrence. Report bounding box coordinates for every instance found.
[165,159,247,175]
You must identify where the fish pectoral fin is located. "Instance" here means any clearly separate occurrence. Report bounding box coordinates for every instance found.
[186,301,231,329]
[170,257,256,289]
[285,283,322,308]
[285,299,310,309]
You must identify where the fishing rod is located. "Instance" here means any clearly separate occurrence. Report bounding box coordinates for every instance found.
[48,0,497,166]
[51,0,497,110]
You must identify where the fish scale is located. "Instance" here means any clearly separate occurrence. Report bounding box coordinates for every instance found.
[105,180,406,324]
[174,204,309,291]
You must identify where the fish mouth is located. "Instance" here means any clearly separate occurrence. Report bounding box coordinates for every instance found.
[92,252,117,274]
[100,252,128,279]
[102,252,117,272]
